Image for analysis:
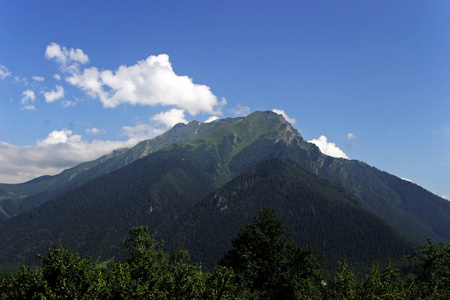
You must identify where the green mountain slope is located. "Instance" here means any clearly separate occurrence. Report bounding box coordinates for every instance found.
[0,146,217,272]
[160,157,415,272]
[310,156,450,244]
[0,110,449,274]
[0,116,243,219]
[0,112,300,271]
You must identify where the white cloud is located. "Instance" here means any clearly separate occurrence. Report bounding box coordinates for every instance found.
[442,195,450,200]
[38,129,81,146]
[401,178,413,183]
[205,116,220,123]
[122,123,164,141]
[308,135,349,159]
[152,108,188,128]
[347,133,356,140]
[21,90,35,104]
[21,90,36,110]
[44,85,65,103]
[272,109,296,124]
[45,42,89,73]
[86,128,106,135]
[32,76,44,82]
[232,103,250,116]
[62,52,223,115]
[1,44,230,184]
[0,65,11,79]
[0,136,139,184]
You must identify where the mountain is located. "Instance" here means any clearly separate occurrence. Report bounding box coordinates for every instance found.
[0,116,243,219]
[0,110,449,273]
[160,157,415,271]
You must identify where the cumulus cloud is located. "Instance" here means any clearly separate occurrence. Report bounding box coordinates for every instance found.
[308,135,349,159]
[0,130,140,184]
[21,89,36,110]
[0,43,230,184]
[86,128,106,135]
[272,109,297,124]
[45,42,89,73]
[205,116,220,123]
[44,43,226,128]
[32,76,44,82]
[21,90,35,103]
[38,129,81,145]
[0,119,170,183]
[152,108,188,128]
[63,53,224,116]
[0,64,11,79]
[347,133,356,140]
[44,85,65,103]
[231,104,250,116]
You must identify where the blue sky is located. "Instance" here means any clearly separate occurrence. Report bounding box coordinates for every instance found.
[1,1,449,199]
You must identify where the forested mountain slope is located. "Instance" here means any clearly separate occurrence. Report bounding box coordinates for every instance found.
[0,110,449,274]
[160,157,415,271]
[0,116,243,219]
[0,146,217,271]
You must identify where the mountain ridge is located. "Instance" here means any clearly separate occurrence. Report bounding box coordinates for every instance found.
[0,115,245,219]
[0,110,449,274]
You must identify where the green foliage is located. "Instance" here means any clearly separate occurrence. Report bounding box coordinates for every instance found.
[219,208,324,299]
[111,226,207,299]
[323,240,450,299]
[0,263,44,299]
[1,222,449,299]
[0,244,108,299]
[204,266,251,299]
[38,244,108,299]
[327,261,408,299]
[326,261,358,299]
[405,239,450,299]
[0,227,209,299]
[357,263,407,299]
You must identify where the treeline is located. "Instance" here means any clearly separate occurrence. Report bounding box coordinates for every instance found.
[1,208,449,299]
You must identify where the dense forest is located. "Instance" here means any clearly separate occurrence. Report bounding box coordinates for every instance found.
[160,158,415,274]
[1,209,449,299]
[0,156,415,275]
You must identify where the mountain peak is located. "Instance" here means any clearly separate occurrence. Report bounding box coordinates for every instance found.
[243,110,303,144]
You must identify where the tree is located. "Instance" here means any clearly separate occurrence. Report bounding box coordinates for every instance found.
[357,263,406,299]
[204,266,251,299]
[219,208,324,299]
[39,243,108,299]
[0,244,108,299]
[116,226,206,298]
[405,239,450,299]
[326,261,357,299]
